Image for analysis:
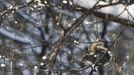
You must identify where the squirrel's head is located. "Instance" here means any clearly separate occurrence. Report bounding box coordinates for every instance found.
[89,38,105,54]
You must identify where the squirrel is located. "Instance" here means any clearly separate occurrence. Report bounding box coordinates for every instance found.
[82,38,112,67]
[89,38,108,55]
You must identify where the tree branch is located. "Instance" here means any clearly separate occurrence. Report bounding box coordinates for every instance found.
[73,0,134,27]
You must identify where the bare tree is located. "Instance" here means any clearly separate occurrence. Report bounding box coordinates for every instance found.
[0,0,134,75]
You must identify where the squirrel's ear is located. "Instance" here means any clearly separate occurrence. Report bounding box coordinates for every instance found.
[96,38,100,42]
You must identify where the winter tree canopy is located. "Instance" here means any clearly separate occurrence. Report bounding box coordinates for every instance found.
[0,0,134,75]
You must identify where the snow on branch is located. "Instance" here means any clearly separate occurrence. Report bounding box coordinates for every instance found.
[73,0,134,27]
[73,0,99,9]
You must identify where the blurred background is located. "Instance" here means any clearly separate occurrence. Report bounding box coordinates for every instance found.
[0,0,134,75]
